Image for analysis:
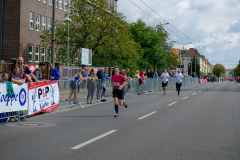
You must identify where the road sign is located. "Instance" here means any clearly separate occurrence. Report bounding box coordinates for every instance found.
[177,65,184,68]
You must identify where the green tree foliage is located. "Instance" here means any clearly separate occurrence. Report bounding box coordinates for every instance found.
[40,0,140,76]
[187,55,200,76]
[233,60,240,77]
[129,19,176,72]
[213,64,226,78]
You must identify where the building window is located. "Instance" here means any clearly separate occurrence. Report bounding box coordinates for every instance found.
[48,47,51,62]
[64,0,67,11]
[36,14,40,31]
[48,18,52,31]
[69,0,71,13]
[183,58,185,60]
[49,0,52,5]
[30,12,34,30]
[114,2,117,11]
[108,0,111,9]
[59,0,62,10]
[42,47,46,61]
[43,0,46,3]
[29,45,33,62]
[35,46,39,62]
[42,16,46,31]
[187,58,189,60]
[56,0,58,8]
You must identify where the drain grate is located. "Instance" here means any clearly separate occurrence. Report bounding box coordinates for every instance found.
[4,122,56,128]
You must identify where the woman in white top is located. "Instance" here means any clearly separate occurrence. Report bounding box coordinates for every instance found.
[160,69,170,95]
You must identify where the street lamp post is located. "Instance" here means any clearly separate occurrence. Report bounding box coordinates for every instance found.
[65,15,72,89]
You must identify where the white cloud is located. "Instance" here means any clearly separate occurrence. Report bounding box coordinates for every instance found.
[118,0,240,68]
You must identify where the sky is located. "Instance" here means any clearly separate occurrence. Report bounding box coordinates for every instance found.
[117,0,240,69]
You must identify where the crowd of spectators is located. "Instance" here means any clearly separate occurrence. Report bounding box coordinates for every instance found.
[0,57,60,84]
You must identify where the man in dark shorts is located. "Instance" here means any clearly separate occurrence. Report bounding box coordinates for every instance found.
[160,69,170,95]
[112,67,128,117]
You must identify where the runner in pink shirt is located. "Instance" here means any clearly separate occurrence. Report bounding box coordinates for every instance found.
[112,67,128,117]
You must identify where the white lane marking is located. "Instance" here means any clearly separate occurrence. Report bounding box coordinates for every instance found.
[199,90,202,92]
[71,130,117,150]
[182,96,189,99]
[167,102,177,107]
[138,111,157,120]
[192,93,196,95]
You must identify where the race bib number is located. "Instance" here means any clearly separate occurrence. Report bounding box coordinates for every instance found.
[114,82,120,87]
[163,81,167,83]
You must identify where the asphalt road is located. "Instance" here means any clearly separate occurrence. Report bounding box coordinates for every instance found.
[1,81,240,160]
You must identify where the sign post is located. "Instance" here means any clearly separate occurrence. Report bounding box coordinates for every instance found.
[81,48,92,66]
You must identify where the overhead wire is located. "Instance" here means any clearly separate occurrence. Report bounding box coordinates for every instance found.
[139,0,213,60]
[128,0,190,44]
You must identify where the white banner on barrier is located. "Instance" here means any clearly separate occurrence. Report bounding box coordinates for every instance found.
[28,81,59,115]
[0,83,28,113]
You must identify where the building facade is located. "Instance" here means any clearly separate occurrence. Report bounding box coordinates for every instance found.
[179,48,212,75]
[0,0,118,64]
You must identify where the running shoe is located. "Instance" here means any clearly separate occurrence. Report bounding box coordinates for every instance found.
[114,113,119,117]
[124,104,128,108]
[164,93,165,95]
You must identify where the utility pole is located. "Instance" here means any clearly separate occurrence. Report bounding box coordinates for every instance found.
[191,57,192,75]
[51,0,56,64]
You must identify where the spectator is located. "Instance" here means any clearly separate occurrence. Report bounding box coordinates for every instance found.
[1,73,8,82]
[146,68,154,78]
[168,70,173,77]
[146,68,153,91]
[19,65,33,85]
[49,63,60,81]
[112,66,118,76]
[102,68,110,99]
[0,74,2,82]
[154,69,159,78]
[125,68,131,94]
[82,66,88,78]
[34,62,47,81]
[69,69,88,105]
[87,69,98,103]
[10,65,24,85]
[140,71,147,94]
[13,57,38,83]
[96,68,104,101]
[134,70,141,94]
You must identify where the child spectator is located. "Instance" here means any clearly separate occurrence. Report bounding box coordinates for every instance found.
[10,65,24,85]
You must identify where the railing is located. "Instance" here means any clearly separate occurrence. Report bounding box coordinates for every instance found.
[0,77,199,123]
[57,77,199,108]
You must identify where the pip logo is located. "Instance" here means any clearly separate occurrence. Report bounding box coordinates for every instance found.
[42,88,45,98]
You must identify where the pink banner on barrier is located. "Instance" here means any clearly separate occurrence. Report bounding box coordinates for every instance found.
[200,79,207,84]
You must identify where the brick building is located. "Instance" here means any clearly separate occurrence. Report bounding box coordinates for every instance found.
[0,0,118,65]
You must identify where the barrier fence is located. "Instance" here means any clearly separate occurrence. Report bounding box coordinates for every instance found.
[58,77,199,108]
[0,77,199,123]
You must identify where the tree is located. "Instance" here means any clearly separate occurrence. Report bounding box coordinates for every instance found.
[213,64,226,78]
[129,19,174,72]
[40,0,141,75]
[233,60,240,77]
[187,55,200,76]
